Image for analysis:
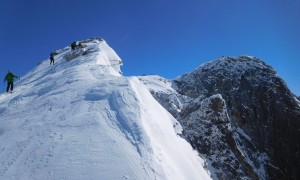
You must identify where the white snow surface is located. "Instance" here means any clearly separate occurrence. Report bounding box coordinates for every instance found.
[137,75,176,94]
[0,40,210,180]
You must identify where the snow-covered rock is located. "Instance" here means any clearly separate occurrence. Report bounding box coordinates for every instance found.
[0,38,211,180]
[140,56,300,180]
[174,56,300,179]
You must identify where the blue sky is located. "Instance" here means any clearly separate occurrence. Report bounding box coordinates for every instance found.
[0,0,299,95]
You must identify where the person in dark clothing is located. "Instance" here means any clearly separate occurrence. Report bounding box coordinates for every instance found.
[50,53,55,65]
[4,70,19,93]
[71,41,77,50]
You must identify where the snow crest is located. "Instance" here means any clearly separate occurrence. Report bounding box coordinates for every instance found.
[0,38,210,180]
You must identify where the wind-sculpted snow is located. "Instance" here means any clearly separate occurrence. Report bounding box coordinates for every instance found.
[0,38,210,180]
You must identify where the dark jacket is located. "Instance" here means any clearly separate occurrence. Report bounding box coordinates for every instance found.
[50,53,54,60]
[4,72,19,83]
[71,42,77,49]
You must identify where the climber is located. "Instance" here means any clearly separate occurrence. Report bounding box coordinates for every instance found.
[71,41,77,50]
[79,42,83,48]
[50,52,55,65]
[4,70,19,93]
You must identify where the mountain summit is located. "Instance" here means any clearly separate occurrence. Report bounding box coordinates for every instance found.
[139,56,300,179]
[0,38,211,180]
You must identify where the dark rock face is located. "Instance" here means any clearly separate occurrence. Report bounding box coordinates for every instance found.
[180,94,258,179]
[142,56,300,179]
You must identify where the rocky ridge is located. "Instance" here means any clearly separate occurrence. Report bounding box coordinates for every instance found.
[139,56,300,179]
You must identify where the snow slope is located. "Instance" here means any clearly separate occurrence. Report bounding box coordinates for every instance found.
[0,38,210,180]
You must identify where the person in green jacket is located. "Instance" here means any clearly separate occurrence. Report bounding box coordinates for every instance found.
[4,70,19,93]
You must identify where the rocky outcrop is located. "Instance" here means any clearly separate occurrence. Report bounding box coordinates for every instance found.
[140,56,300,179]
[173,56,300,179]
[180,94,260,179]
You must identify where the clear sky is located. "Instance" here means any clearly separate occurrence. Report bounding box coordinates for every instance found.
[0,0,299,95]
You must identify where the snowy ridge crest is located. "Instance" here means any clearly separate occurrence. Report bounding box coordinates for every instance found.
[16,38,124,92]
[0,38,211,180]
[52,37,122,76]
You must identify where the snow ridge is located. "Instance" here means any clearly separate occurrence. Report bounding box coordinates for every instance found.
[0,38,210,180]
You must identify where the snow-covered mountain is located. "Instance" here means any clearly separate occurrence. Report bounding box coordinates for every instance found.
[1,38,299,180]
[0,38,211,180]
[139,56,300,180]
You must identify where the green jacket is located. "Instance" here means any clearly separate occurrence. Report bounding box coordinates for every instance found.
[4,72,19,83]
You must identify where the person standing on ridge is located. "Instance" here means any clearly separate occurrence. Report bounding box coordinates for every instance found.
[4,70,19,93]
[50,52,55,65]
[71,41,77,50]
